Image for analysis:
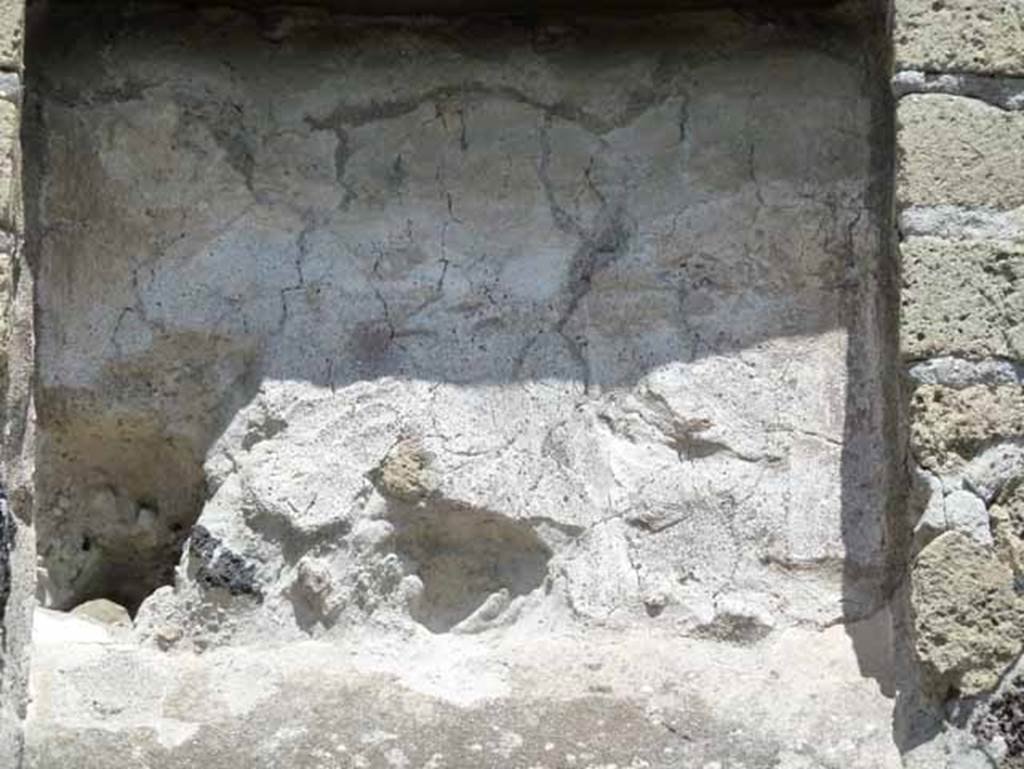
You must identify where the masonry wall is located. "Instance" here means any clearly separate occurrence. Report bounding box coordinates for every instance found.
[16,0,1024,766]
[894,0,1024,765]
[6,3,912,767]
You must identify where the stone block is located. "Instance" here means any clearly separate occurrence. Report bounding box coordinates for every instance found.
[901,237,1024,361]
[910,384,1024,471]
[0,0,21,71]
[898,94,1024,210]
[895,0,1024,76]
[911,531,1024,697]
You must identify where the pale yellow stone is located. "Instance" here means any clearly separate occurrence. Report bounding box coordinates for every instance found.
[370,438,433,502]
[0,0,21,70]
[898,94,1024,210]
[901,237,1024,361]
[895,0,1024,76]
[911,531,1024,696]
[910,384,1024,471]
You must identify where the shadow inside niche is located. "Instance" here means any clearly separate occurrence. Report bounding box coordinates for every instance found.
[837,0,913,744]
[24,331,260,615]
[386,500,552,633]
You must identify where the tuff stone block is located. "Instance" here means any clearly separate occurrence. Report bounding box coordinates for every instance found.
[901,237,1024,361]
[910,384,1024,471]
[897,94,1024,211]
[911,531,1024,697]
[0,0,20,71]
[894,0,1024,77]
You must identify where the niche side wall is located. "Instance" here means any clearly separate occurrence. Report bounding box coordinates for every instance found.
[0,0,33,766]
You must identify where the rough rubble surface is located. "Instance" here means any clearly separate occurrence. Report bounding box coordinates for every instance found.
[894,0,1024,77]
[894,0,1024,762]
[910,531,1024,697]
[18,3,901,767]
[909,384,1024,472]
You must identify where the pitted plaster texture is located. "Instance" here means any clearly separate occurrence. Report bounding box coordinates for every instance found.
[29,7,893,637]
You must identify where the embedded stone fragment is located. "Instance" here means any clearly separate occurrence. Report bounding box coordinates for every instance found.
[966,442,1024,504]
[901,237,1024,361]
[369,438,434,503]
[892,70,1024,111]
[70,599,131,627]
[945,490,993,547]
[911,531,1024,696]
[895,0,1024,76]
[131,586,185,650]
[908,357,1024,389]
[187,525,263,600]
[913,470,992,549]
[910,384,1024,471]
[295,557,332,599]
[897,95,1024,210]
[291,556,344,624]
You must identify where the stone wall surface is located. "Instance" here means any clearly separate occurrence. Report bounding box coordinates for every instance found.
[895,0,1024,764]
[3,2,910,766]
[2,0,1017,764]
